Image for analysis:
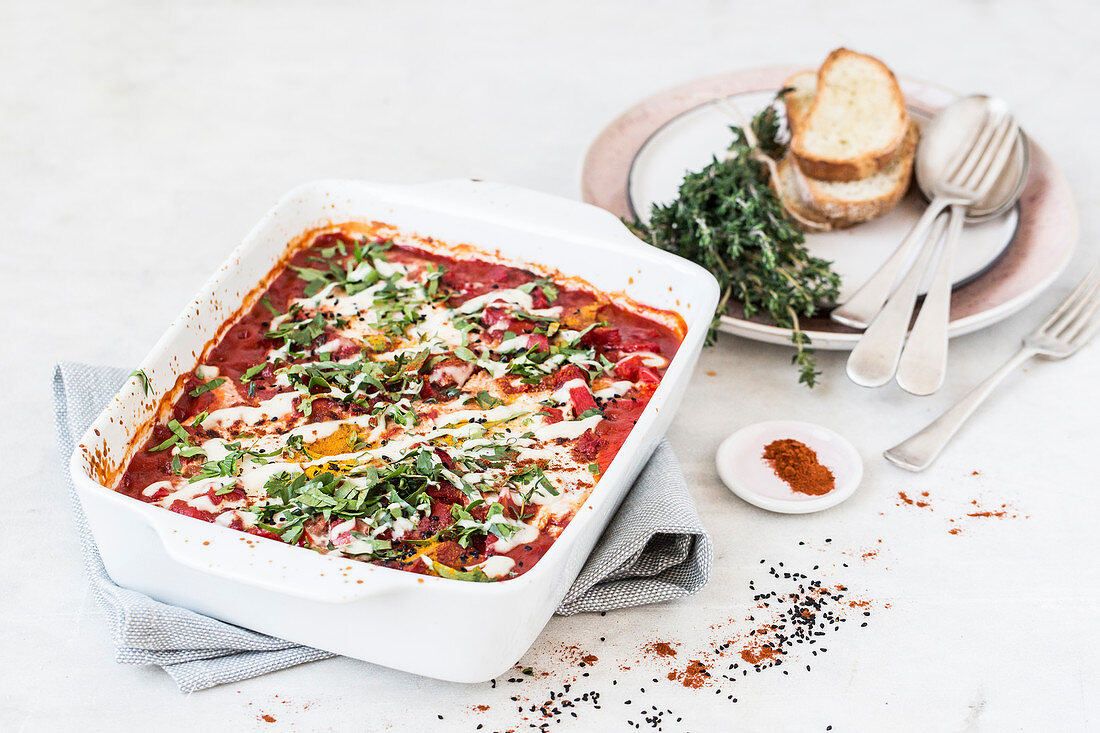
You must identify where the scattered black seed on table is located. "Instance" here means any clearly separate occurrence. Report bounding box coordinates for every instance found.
[471,548,873,732]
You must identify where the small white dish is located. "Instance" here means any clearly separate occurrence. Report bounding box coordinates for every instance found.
[716,420,863,514]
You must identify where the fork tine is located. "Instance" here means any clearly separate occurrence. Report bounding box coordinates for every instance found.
[1058,276,1100,341]
[1069,304,1100,348]
[947,112,996,186]
[1039,264,1100,334]
[965,117,1019,194]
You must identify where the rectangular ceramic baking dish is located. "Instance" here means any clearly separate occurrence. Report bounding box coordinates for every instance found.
[69,179,719,682]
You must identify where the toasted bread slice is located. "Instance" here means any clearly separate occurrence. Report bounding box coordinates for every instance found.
[774,155,840,231]
[775,122,919,230]
[799,120,919,223]
[790,48,909,182]
[782,71,817,138]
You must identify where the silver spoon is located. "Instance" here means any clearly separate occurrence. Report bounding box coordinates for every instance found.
[896,103,1027,395]
[844,97,1023,387]
[831,95,1028,330]
[914,95,1029,223]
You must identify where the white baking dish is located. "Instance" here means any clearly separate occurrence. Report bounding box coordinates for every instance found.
[69,179,719,683]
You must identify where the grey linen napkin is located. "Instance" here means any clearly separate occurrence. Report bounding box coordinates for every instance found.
[53,361,712,692]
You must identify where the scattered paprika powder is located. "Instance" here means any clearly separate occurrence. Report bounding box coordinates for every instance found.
[762,439,835,496]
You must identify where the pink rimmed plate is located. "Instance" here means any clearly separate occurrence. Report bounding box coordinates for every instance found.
[581,66,1077,350]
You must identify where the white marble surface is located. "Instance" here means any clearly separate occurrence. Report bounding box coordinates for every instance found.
[3,1,1098,730]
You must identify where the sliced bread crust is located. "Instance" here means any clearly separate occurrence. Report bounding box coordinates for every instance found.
[775,122,919,230]
[782,71,817,138]
[790,48,909,182]
[799,120,919,223]
[774,155,841,231]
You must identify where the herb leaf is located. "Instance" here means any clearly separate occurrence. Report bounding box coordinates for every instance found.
[149,419,194,453]
[241,363,267,382]
[129,369,151,396]
[423,557,493,583]
[474,390,503,409]
[189,377,227,397]
[630,96,841,387]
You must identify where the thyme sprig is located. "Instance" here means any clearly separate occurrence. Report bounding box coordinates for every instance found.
[630,98,841,387]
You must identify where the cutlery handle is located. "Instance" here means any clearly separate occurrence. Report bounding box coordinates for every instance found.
[884,345,1038,471]
[846,212,949,388]
[895,204,967,396]
[831,194,954,329]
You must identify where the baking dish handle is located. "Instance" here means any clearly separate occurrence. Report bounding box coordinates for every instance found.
[149,513,409,603]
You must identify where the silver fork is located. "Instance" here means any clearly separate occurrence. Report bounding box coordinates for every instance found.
[884,264,1100,471]
[833,107,1013,330]
[895,114,1021,395]
[845,110,1020,388]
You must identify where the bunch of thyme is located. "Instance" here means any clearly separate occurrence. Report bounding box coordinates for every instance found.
[630,98,841,387]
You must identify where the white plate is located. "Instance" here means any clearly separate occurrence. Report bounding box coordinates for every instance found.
[716,420,863,514]
[581,67,1077,351]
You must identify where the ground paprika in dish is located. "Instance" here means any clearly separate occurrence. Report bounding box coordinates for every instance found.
[762,439,835,495]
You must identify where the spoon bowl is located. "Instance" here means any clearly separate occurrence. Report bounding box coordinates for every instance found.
[915,94,1030,222]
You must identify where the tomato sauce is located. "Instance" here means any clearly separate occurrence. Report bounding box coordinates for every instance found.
[117,227,685,580]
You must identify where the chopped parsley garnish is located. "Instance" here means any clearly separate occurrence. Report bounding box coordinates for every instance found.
[241,363,267,382]
[133,229,663,584]
[293,237,395,297]
[148,419,195,453]
[264,307,334,357]
[448,501,520,548]
[518,276,559,303]
[423,558,492,583]
[509,464,559,506]
[189,377,226,397]
[278,350,428,423]
[260,296,280,317]
[187,441,282,484]
[129,369,151,396]
[251,448,438,549]
[474,390,503,409]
